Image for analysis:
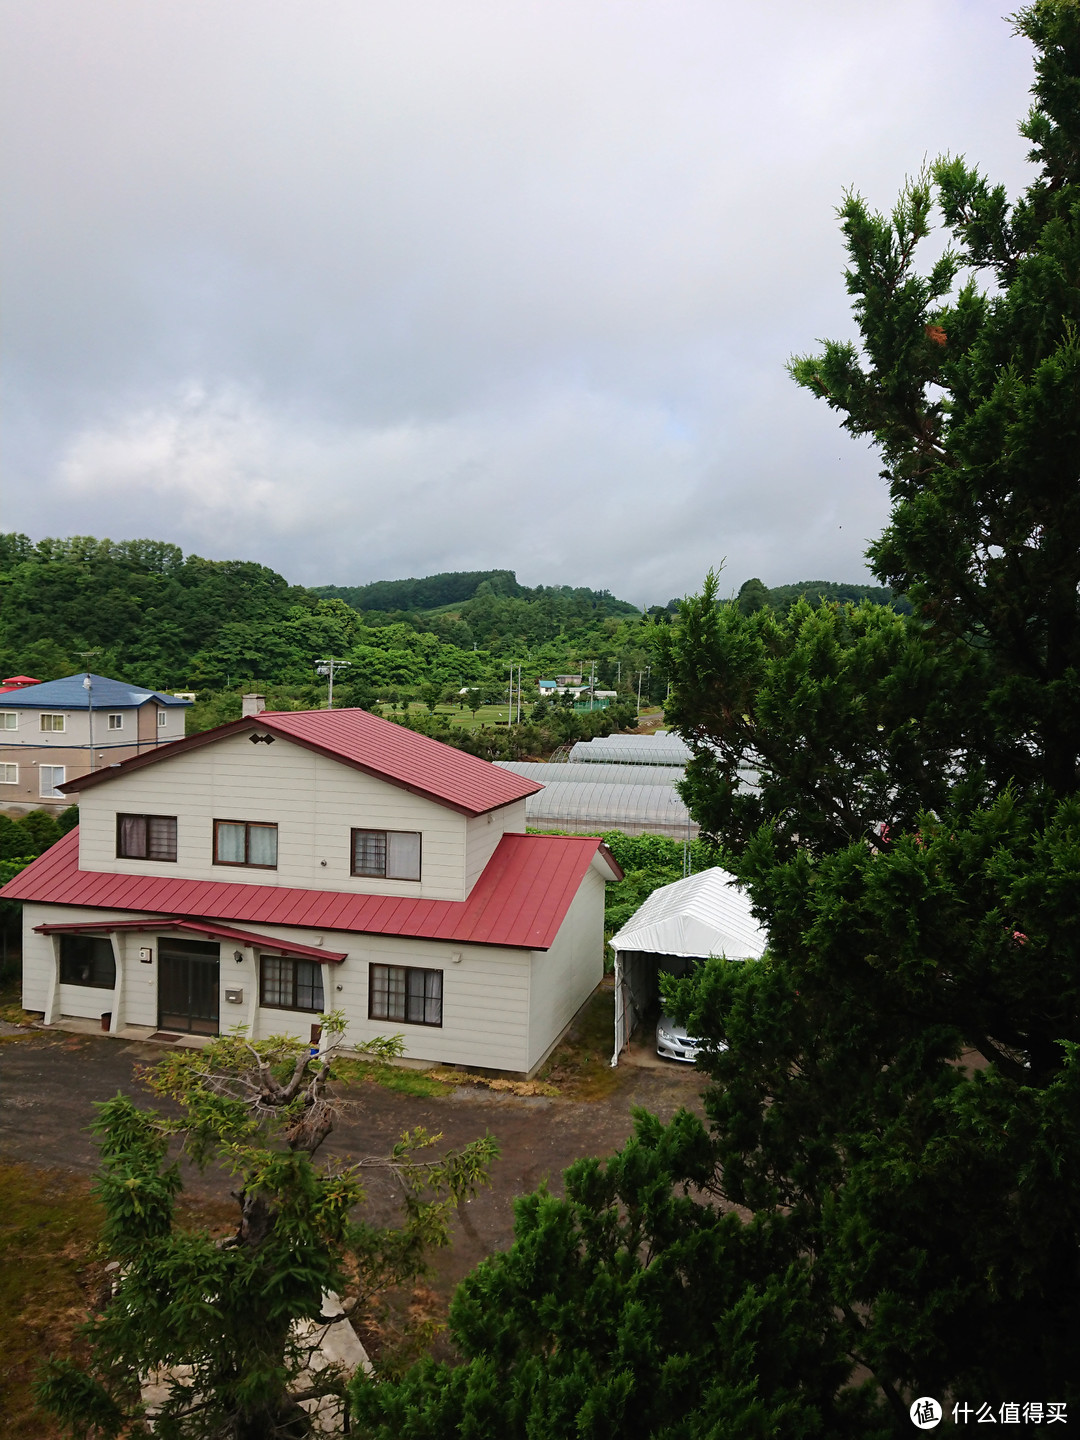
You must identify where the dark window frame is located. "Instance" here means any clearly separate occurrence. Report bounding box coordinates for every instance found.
[350,828,422,881]
[259,955,325,1013]
[116,812,178,862]
[213,819,278,869]
[368,963,443,1027]
[59,935,116,989]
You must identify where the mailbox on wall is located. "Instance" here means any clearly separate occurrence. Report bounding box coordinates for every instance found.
[224,987,244,1005]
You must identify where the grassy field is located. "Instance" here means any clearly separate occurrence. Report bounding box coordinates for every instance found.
[0,1164,103,1439]
[387,701,662,733]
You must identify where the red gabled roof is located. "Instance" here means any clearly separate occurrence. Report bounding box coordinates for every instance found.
[1,829,622,951]
[58,708,542,817]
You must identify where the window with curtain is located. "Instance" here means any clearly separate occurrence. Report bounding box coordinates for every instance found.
[116,813,177,861]
[260,956,324,1012]
[351,829,421,880]
[368,964,442,1026]
[214,820,278,868]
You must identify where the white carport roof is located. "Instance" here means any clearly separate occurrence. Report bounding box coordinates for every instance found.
[609,866,767,960]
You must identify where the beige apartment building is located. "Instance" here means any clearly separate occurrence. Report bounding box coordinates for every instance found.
[0,672,191,814]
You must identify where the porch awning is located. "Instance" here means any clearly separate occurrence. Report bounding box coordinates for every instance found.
[33,917,347,964]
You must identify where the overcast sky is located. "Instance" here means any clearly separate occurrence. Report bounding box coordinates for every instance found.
[2,1,1036,605]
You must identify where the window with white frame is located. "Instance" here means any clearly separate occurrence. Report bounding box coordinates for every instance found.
[157,709,167,728]
[369,964,442,1026]
[108,713,124,730]
[0,712,17,730]
[40,765,66,798]
[39,713,65,733]
[0,763,17,784]
[351,829,422,880]
[260,956,324,1012]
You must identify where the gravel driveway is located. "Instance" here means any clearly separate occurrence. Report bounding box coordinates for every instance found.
[0,1027,706,1298]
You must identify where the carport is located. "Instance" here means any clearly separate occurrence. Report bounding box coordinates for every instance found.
[609,867,767,1064]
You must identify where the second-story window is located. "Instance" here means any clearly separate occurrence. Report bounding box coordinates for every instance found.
[40,713,65,732]
[40,765,66,798]
[117,813,177,862]
[157,709,167,728]
[214,820,278,868]
[108,713,124,730]
[351,829,421,881]
[0,712,17,730]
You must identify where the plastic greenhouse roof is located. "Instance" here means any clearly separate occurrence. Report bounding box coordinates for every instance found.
[515,779,698,839]
[568,734,693,766]
[495,761,683,787]
[609,867,767,959]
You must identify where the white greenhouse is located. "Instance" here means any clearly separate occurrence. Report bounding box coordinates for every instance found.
[567,733,693,766]
[493,764,697,839]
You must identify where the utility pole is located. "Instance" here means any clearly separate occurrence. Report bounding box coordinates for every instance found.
[315,658,350,709]
[79,649,102,771]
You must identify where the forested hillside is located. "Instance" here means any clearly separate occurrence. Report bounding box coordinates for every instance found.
[734,575,911,614]
[1,533,902,729]
[314,568,523,611]
[0,535,661,711]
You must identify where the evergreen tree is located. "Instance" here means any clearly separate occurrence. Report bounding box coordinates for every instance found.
[349,6,1080,1431]
[37,1019,496,1438]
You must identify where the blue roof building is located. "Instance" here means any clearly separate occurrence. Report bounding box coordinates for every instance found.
[1,673,193,810]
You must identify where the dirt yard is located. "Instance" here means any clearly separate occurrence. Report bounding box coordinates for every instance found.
[0,995,705,1430]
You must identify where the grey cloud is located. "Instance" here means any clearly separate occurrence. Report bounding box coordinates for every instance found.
[2,0,1036,599]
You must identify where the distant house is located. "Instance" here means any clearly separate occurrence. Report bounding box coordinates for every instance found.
[0,673,192,813]
[2,708,622,1076]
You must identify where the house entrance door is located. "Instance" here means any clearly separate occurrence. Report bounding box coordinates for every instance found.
[158,938,220,1035]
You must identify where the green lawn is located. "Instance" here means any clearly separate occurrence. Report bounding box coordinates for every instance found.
[390,702,523,731]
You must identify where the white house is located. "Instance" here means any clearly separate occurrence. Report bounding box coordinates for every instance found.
[1,708,622,1077]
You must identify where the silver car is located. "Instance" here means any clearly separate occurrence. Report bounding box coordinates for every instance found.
[656,1010,706,1063]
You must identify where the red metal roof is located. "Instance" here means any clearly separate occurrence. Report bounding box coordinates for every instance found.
[32,916,347,962]
[3,829,622,951]
[0,675,40,693]
[59,708,542,817]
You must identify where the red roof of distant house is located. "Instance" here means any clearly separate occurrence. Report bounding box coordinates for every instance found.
[1,829,622,950]
[0,675,40,693]
[58,708,542,817]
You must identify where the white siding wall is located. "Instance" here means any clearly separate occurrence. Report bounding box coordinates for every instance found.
[76,732,470,900]
[464,799,527,893]
[22,902,536,1071]
[526,864,607,1072]
[330,933,531,1072]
